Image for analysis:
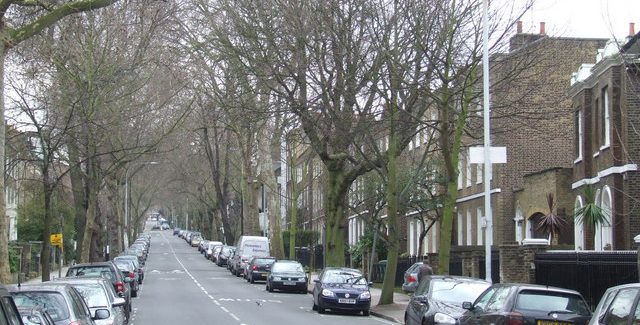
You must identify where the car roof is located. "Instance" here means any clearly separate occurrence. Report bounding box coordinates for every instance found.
[322,267,361,273]
[53,277,111,286]
[427,275,489,283]
[69,262,115,268]
[9,283,74,292]
[495,283,583,295]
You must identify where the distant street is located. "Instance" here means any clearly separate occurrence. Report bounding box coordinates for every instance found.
[131,229,395,325]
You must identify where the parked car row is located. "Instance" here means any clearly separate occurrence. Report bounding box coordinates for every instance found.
[400,262,613,325]
[3,232,151,325]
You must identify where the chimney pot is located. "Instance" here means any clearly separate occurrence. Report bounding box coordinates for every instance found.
[517,21,523,34]
[630,22,636,37]
[540,22,546,35]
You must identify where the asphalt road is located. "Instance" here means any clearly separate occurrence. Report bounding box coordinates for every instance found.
[130,229,395,325]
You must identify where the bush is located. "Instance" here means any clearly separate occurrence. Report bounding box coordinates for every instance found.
[349,228,387,268]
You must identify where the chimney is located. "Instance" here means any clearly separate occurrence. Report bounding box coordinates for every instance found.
[517,21,523,34]
[630,22,636,37]
[539,22,546,35]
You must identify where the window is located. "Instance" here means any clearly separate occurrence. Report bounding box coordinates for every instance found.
[466,210,473,246]
[574,196,585,250]
[594,98,600,149]
[604,288,639,325]
[476,164,483,184]
[466,156,472,187]
[602,87,610,148]
[575,110,583,161]
[596,186,613,250]
[477,208,484,245]
[457,160,463,190]
[457,212,463,246]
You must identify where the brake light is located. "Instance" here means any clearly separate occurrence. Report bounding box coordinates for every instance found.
[116,281,125,293]
[407,275,416,283]
[129,271,135,279]
[506,312,524,325]
[252,265,258,270]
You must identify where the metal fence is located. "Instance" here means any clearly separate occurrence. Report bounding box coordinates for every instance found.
[535,251,638,308]
[370,256,420,285]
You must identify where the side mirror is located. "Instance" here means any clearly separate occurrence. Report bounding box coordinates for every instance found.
[93,309,110,320]
[113,297,126,307]
[462,301,473,310]
[368,282,374,287]
[124,277,133,283]
[25,316,42,324]
[313,279,320,284]
[413,295,429,304]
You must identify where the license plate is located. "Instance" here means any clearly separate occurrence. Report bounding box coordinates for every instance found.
[283,281,296,285]
[338,298,356,304]
[538,321,571,325]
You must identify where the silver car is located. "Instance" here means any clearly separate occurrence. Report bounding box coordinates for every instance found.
[54,277,127,325]
[402,262,424,293]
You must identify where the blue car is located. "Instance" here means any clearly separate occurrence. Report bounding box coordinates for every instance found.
[312,267,371,316]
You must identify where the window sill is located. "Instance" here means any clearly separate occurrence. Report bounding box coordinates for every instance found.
[599,144,610,151]
[593,152,600,158]
[574,157,582,164]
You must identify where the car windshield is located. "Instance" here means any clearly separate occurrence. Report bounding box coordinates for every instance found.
[515,290,591,316]
[323,271,367,285]
[429,280,491,303]
[73,284,109,308]
[272,263,303,273]
[115,261,133,271]
[68,266,113,279]
[12,292,71,321]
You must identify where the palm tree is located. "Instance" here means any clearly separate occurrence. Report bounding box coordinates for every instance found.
[574,185,609,248]
[536,193,567,244]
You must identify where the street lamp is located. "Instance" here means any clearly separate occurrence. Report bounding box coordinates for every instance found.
[124,161,159,248]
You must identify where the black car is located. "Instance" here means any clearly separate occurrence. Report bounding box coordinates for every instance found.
[247,257,277,283]
[0,284,23,325]
[460,283,592,325]
[404,275,490,325]
[66,261,133,319]
[312,267,371,316]
[589,283,640,325]
[219,246,236,267]
[265,260,307,292]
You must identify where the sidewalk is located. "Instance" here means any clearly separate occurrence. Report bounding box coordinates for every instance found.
[17,266,69,285]
[307,273,408,324]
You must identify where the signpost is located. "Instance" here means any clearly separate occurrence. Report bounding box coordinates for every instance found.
[50,233,63,278]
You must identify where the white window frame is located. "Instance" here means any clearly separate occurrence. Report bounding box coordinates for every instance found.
[466,209,473,245]
[477,208,484,245]
[574,196,584,251]
[476,164,483,184]
[457,212,463,246]
[457,160,463,189]
[466,156,472,187]
[602,88,611,149]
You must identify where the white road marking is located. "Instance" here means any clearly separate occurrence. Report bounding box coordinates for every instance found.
[229,313,240,321]
[220,307,229,313]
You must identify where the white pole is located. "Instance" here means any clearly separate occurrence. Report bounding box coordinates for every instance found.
[482,0,493,283]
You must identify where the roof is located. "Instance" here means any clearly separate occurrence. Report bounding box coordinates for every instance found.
[495,282,582,295]
[8,283,73,292]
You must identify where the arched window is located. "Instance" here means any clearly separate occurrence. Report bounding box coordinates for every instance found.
[574,196,584,250]
[527,213,547,239]
[514,206,524,244]
[598,186,613,250]
[594,189,602,250]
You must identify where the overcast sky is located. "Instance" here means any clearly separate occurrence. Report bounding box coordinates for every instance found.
[515,0,639,39]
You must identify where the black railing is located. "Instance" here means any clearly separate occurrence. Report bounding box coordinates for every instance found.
[535,251,638,308]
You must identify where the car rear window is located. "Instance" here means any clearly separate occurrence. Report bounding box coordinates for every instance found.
[68,266,116,283]
[430,280,490,303]
[255,259,276,265]
[12,292,71,321]
[73,284,108,308]
[515,290,591,316]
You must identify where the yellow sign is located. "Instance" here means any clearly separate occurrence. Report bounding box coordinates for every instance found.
[50,233,63,247]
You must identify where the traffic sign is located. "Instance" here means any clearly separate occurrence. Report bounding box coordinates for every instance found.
[50,233,63,247]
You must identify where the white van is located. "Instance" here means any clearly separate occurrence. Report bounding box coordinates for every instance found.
[231,236,270,276]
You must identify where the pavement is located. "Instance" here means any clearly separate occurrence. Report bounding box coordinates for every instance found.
[307,273,409,324]
[18,266,69,284]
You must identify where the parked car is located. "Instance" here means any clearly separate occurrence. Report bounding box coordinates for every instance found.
[589,283,640,325]
[18,306,55,325]
[246,257,276,283]
[66,262,133,319]
[208,245,223,262]
[198,240,209,253]
[312,267,371,316]
[113,260,139,297]
[266,260,307,293]
[402,261,424,293]
[404,275,491,325]
[10,283,103,325]
[190,235,203,247]
[459,283,592,325]
[0,284,24,325]
[54,277,127,325]
[173,227,181,236]
[114,255,144,284]
[217,246,235,267]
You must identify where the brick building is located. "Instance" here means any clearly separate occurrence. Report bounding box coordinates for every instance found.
[452,23,607,253]
[569,27,640,250]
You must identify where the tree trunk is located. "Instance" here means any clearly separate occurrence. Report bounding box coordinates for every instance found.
[0,45,10,283]
[288,146,298,259]
[40,176,54,281]
[80,159,99,263]
[67,137,86,264]
[324,168,348,267]
[379,103,400,305]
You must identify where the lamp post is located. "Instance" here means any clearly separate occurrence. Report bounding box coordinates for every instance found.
[124,161,159,248]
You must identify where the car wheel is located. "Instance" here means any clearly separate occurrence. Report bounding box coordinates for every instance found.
[247,276,251,283]
[318,305,325,314]
[250,276,255,284]
[312,302,317,311]
[131,290,138,298]
[268,285,274,293]
[363,309,370,316]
